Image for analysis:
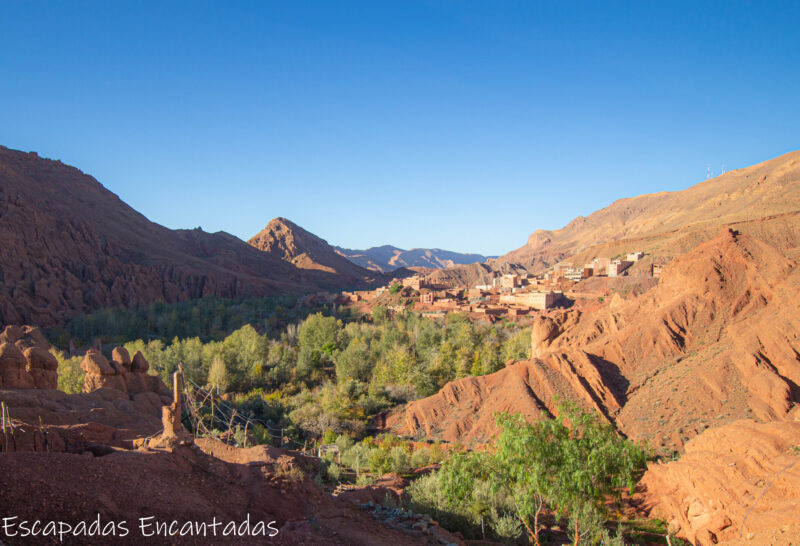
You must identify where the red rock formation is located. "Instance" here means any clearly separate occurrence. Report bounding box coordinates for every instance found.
[249,217,377,283]
[641,419,800,545]
[23,346,58,389]
[0,342,34,389]
[386,230,800,453]
[80,348,170,398]
[0,325,58,389]
[0,146,377,327]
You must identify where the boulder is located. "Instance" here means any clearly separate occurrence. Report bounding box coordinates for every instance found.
[0,325,24,344]
[0,341,35,388]
[80,348,168,397]
[111,346,132,372]
[81,350,127,393]
[80,350,115,376]
[23,346,59,389]
[131,351,149,373]
[124,372,150,394]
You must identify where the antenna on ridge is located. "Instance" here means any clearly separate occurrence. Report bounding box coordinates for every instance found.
[721,163,725,175]
[707,164,712,179]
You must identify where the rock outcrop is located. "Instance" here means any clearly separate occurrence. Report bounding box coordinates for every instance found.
[23,346,59,389]
[80,348,170,398]
[0,325,57,389]
[641,419,800,545]
[0,342,34,389]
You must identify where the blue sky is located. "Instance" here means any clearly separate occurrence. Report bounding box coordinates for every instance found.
[1,1,798,255]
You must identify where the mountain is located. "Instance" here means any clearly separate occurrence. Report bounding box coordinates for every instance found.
[334,244,491,273]
[0,146,364,327]
[386,229,800,452]
[494,149,800,271]
[248,218,378,284]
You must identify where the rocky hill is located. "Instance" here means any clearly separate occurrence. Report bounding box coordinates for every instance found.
[335,245,490,273]
[248,218,377,284]
[494,149,800,271]
[386,229,800,453]
[0,147,365,327]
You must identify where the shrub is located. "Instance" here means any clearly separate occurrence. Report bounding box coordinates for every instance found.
[53,350,83,394]
[411,447,431,468]
[389,446,410,474]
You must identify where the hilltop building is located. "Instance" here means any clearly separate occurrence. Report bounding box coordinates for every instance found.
[608,260,633,277]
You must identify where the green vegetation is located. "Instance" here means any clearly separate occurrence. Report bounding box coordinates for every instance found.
[53,298,664,545]
[408,402,648,544]
[66,310,529,444]
[53,295,322,346]
[52,349,84,394]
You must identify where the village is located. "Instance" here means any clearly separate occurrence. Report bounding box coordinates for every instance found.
[318,251,666,323]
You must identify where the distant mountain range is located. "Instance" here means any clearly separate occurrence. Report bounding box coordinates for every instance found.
[4,142,799,328]
[334,245,493,273]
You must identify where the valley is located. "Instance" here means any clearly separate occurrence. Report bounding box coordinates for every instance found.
[1,147,799,545]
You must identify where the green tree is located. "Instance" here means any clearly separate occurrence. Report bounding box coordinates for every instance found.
[371,305,389,324]
[437,403,647,545]
[207,354,230,392]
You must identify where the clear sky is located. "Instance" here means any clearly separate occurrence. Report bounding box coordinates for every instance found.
[1,1,798,256]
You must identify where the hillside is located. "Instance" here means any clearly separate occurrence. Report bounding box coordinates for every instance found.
[0,146,365,327]
[494,149,800,271]
[386,229,800,453]
[335,244,490,273]
[249,217,378,284]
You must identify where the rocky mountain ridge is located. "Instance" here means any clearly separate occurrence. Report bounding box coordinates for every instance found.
[248,217,378,284]
[0,146,372,327]
[335,244,491,273]
[493,149,800,271]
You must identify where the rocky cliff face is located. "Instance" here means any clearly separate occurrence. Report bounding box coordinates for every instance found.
[0,147,365,327]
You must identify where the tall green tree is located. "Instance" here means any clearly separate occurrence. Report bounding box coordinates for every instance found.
[437,403,647,545]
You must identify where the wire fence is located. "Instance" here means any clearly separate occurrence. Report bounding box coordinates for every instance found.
[179,371,314,455]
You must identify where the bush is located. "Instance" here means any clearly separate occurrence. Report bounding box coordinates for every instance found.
[492,513,522,543]
[356,473,376,486]
[326,462,342,483]
[53,350,83,394]
[389,446,410,474]
[411,447,431,468]
[322,428,338,445]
